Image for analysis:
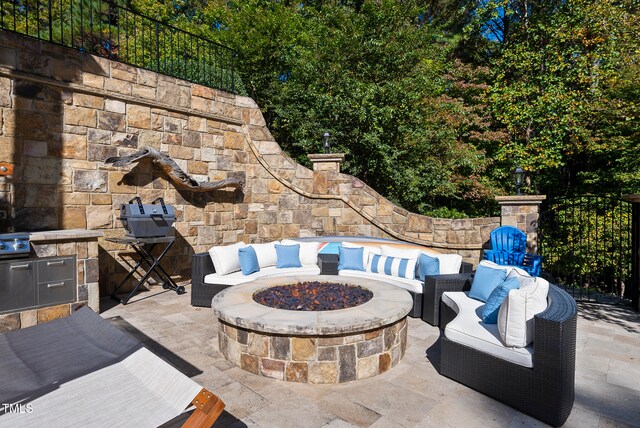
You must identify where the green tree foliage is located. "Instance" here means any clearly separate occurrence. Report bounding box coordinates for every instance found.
[473,0,640,196]
[46,0,637,217]
[125,0,503,217]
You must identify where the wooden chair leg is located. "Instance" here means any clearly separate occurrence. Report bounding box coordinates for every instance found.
[182,388,225,428]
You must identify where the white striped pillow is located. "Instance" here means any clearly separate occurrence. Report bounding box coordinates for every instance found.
[367,254,418,280]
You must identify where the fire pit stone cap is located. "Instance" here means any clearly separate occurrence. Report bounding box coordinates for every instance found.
[212,275,413,335]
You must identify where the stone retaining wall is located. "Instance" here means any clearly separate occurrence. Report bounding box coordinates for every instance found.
[0,32,501,295]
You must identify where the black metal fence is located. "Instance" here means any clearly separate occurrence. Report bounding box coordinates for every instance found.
[539,195,634,304]
[0,0,240,94]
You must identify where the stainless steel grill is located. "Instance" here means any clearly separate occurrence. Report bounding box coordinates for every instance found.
[0,232,30,259]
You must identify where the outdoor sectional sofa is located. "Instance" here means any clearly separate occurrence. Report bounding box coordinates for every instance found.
[191,236,472,318]
[435,269,577,427]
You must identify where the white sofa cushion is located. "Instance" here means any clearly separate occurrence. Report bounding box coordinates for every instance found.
[204,265,321,286]
[281,239,320,265]
[338,270,423,294]
[208,242,246,275]
[250,242,279,268]
[367,254,418,280]
[380,245,422,259]
[381,245,462,275]
[497,278,550,347]
[442,292,533,368]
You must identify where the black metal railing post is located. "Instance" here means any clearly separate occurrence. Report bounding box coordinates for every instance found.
[48,0,53,42]
[623,195,640,310]
[231,51,236,94]
[155,21,160,73]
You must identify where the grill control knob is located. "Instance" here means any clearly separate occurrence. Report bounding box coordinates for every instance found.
[0,242,5,250]
[13,239,24,250]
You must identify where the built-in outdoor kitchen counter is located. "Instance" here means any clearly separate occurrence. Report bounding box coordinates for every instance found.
[0,229,103,333]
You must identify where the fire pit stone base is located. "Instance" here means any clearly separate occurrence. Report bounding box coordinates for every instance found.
[212,275,413,383]
[218,317,407,383]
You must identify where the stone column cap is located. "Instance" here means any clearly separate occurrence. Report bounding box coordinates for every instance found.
[495,195,546,205]
[307,153,345,163]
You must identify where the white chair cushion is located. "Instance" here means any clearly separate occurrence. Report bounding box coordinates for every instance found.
[204,265,320,286]
[249,242,279,268]
[281,239,320,265]
[506,267,536,288]
[497,278,550,347]
[208,242,246,275]
[442,292,533,368]
[479,259,530,278]
[430,253,462,275]
[338,270,423,294]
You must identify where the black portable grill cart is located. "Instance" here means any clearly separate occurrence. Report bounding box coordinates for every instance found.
[110,197,185,304]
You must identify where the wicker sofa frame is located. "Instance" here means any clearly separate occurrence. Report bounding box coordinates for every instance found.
[437,274,577,427]
[421,272,474,326]
[190,238,473,319]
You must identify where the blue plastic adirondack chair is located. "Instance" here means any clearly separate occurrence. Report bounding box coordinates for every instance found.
[483,226,542,276]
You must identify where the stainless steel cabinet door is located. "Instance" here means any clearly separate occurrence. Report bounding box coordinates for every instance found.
[0,260,35,313]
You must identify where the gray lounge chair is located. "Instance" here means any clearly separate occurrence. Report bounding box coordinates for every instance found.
[0,307,224,427]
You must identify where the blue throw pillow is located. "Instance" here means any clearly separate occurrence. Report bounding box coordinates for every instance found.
[481,277,520,323]
[338,246,365,271]
[469,264,508,302]
[417,253,440,280]
[275,243,302,268]
[238,246,260,275]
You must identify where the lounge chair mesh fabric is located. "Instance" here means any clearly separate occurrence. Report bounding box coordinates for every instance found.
[0,307,202,427]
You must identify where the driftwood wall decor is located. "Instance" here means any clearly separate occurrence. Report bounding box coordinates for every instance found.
[104,147,244,192]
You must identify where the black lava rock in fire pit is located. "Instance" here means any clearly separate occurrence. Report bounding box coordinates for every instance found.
[253,281,373,311]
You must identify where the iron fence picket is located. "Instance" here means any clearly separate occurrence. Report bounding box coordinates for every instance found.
[0,0,238,94]
[539,195,633,305]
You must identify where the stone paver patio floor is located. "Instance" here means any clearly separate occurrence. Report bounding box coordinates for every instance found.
[101,286,640,428]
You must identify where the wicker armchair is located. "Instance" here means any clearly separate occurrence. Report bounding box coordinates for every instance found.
[421,272,473,326]
[437,278,577,427]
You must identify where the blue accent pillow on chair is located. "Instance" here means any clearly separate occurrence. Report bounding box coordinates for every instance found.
[469,263,508,302]
[481,277,520,323]
[338,246,365,271]
[275,244,302,268]
[238,246,260,275]
[417,253,440,280]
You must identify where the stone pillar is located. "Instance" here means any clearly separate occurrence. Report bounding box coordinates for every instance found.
[495,195,546,254]
[307,153,345,173]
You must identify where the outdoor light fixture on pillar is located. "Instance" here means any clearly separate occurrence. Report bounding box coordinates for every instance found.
[514,166,525,195]
[323,132,331,154]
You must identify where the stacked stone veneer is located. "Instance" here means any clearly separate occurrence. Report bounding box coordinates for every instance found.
[219,318,407,383]
[0,32,502,294]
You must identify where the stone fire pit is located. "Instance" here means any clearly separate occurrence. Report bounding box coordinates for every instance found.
[212,275,413,384]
